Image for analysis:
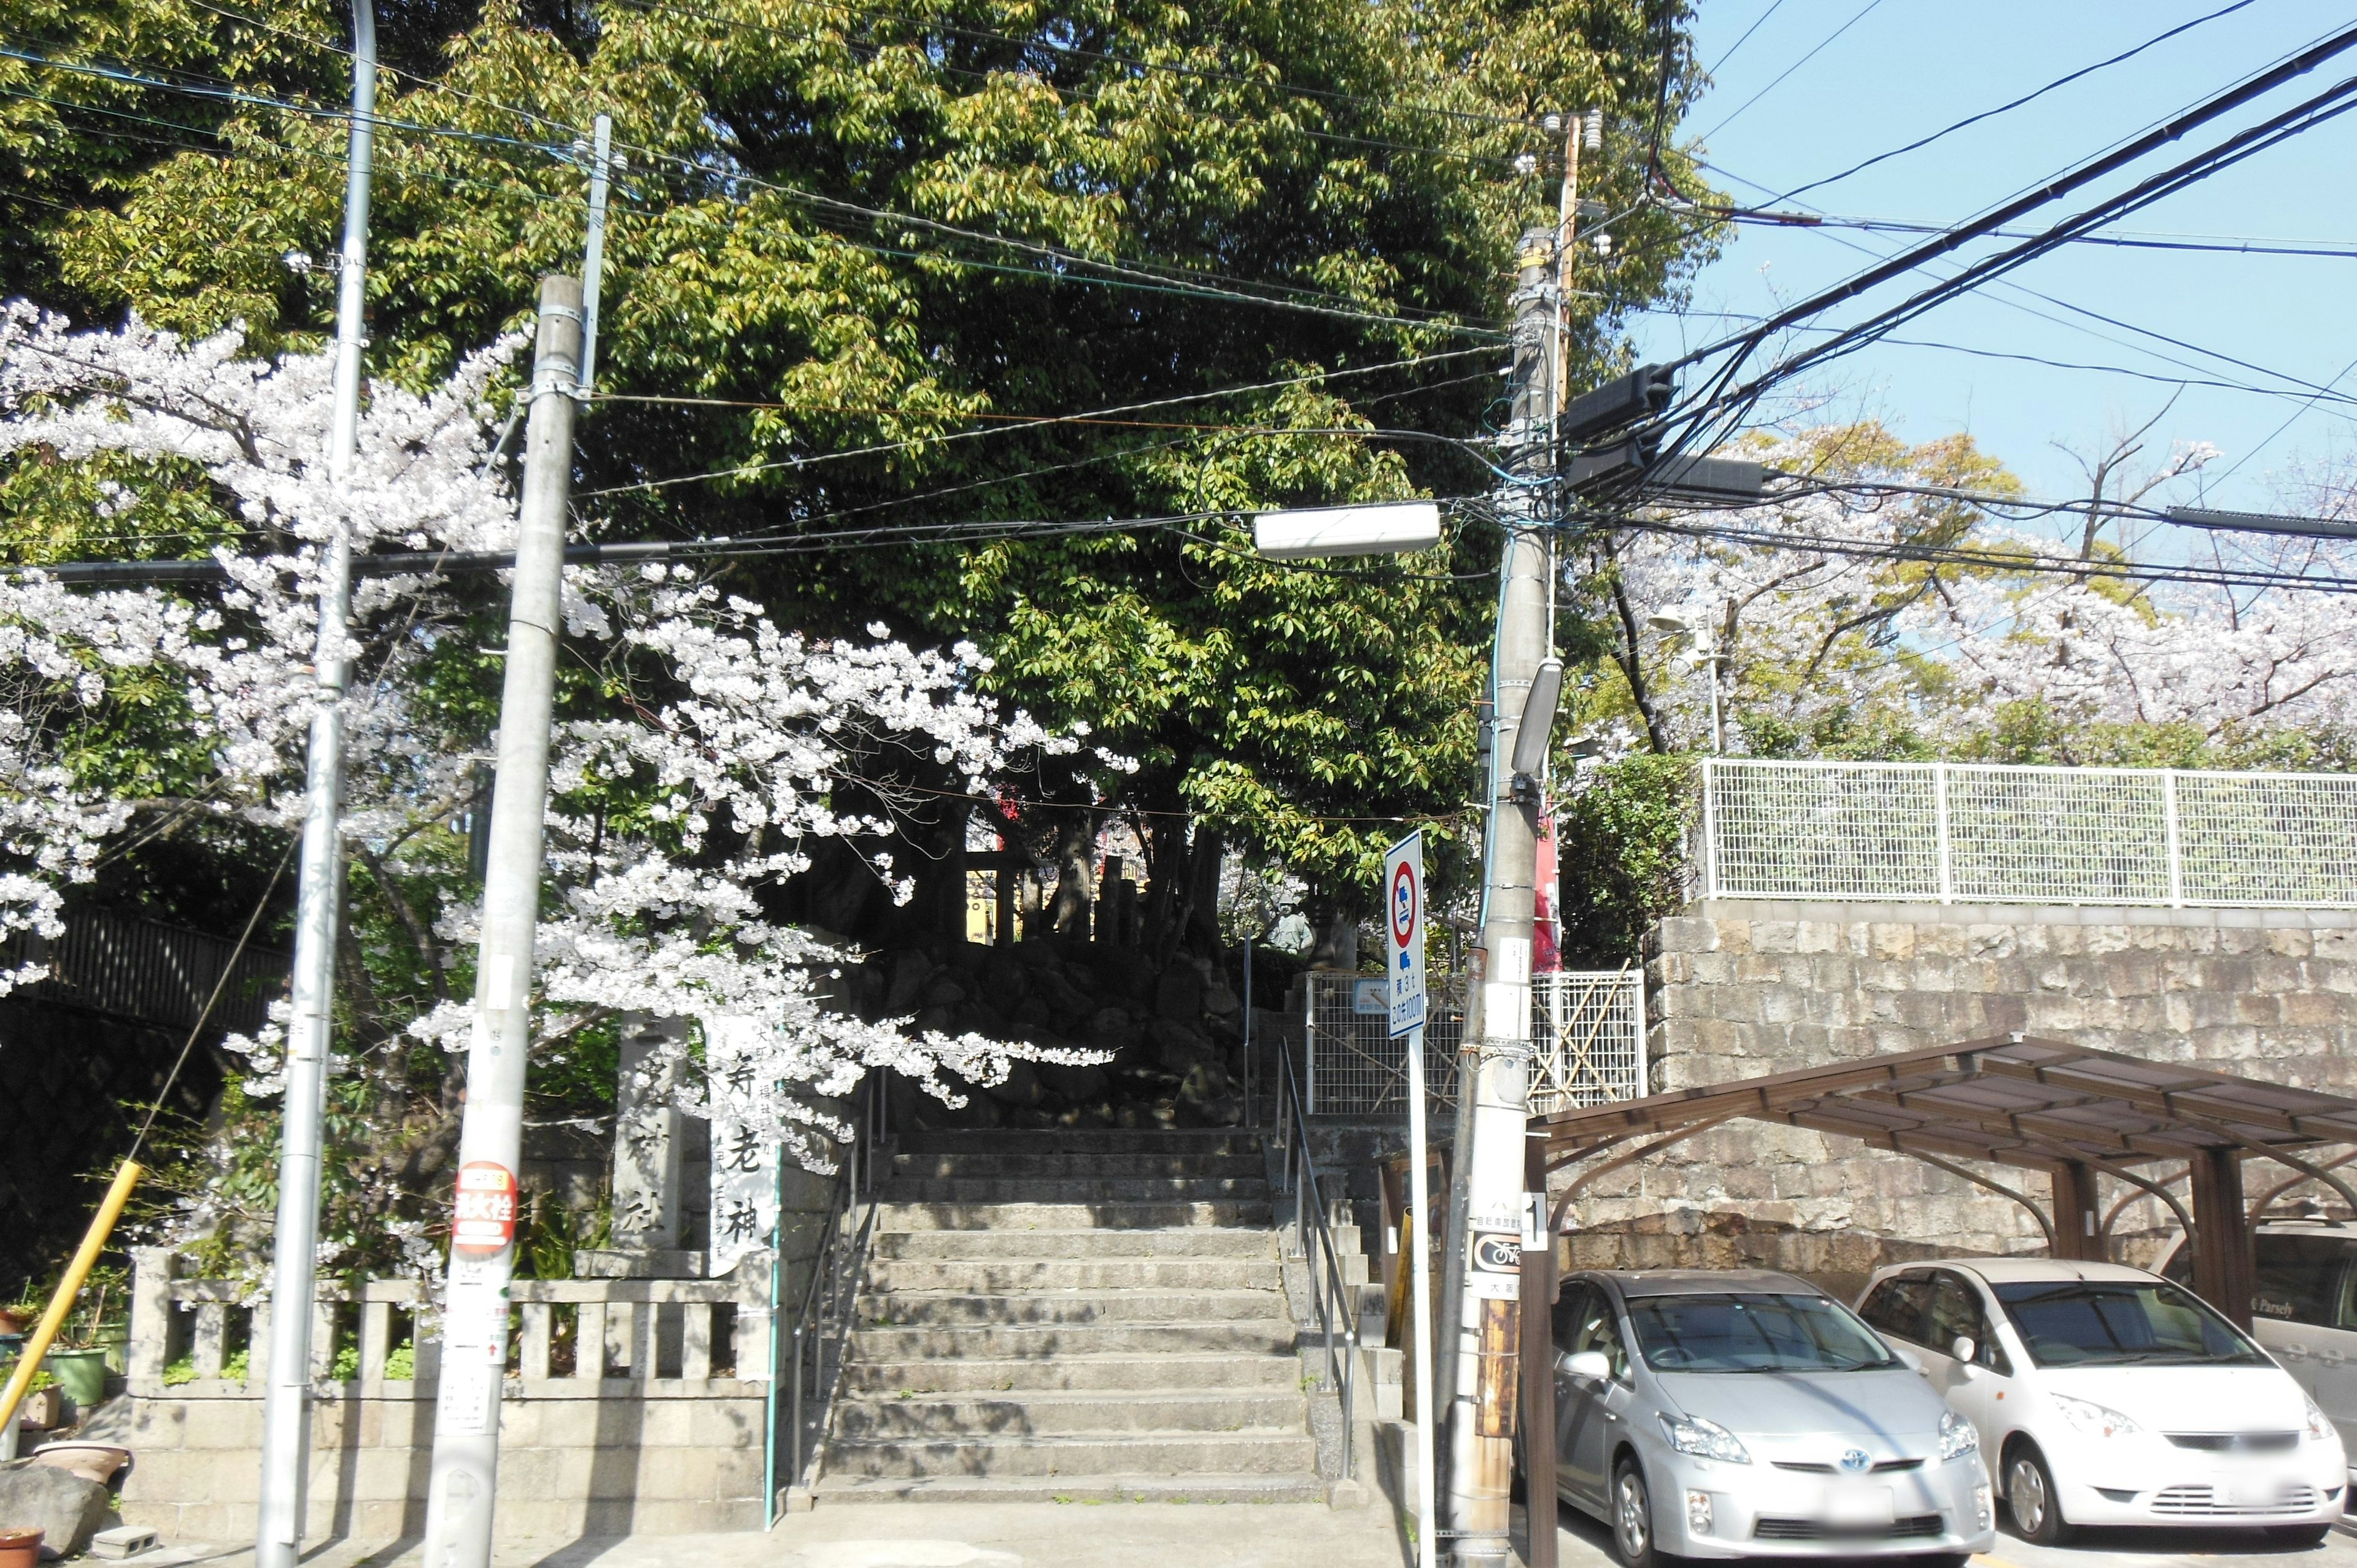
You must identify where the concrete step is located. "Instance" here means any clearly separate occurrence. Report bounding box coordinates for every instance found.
[883,1177,1268,1204]
[840,1353,1306,1396]
[889,1151,1266,1180]
[832,1389,1308,1439]
[850,1319,1299,1359]
[873,1201,1272,1232]
[807,1472,1330,1504]
[873,1226,1276,1261]
[818,1431,1320,1480]
[890,1129,1264,1157]
[857,1288,1289,1326]
[867,1256,1283,1292]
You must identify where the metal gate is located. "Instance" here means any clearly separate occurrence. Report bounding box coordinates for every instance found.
[1301,969,1644,1116]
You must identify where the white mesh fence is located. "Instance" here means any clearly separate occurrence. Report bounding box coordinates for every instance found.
[1702,759,2357,907]
[1302,970,1643,1117]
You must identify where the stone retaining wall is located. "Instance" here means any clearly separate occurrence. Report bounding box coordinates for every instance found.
[1561,900,2357,1299]
[114,1385,765,1543]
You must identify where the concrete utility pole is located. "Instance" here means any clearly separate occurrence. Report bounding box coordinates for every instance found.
[1440,228,1560,1564]
[418,274,583,1568]
[254,0,373,1557]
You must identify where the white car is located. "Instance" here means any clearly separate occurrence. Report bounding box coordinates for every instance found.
[1857,1257,2345,1545]
[2158,1218,2357,1487]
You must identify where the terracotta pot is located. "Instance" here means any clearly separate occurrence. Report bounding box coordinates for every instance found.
[0,1308,26,1337]
[0,1527,43,1568]
[31,1441,132,1486]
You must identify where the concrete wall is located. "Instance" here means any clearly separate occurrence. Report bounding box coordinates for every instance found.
[1560,898,2357,1299]
[114,1382,767,1543]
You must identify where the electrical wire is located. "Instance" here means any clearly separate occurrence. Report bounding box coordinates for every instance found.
[1691,0,1887,145]
[576,344,1499,498]
[1771,0,2261,203]
[1,37,1509,341]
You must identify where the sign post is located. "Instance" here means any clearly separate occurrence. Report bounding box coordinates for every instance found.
[1386,830,1438,1568]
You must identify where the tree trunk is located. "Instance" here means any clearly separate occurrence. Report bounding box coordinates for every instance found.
[1182,828,1226,956]
[1048,811,1097,937]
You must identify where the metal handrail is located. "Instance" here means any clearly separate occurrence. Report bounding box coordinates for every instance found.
[1274,1044,1359,1487]
[766,1072,887,1522]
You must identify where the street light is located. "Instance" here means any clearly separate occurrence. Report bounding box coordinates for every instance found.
[1252,500,1442,558]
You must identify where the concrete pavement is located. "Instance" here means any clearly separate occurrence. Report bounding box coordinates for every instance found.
[1521,1497,2357,1568]
[126,1498,1414,1568]
[122,1497,2357,1568]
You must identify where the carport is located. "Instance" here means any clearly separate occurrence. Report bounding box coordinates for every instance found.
[1510,1035,2357,1568]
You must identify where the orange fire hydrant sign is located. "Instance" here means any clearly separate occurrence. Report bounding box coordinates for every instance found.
[452,1161,519,1256]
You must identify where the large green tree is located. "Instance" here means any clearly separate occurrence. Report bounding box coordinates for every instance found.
[4,0,1716,921]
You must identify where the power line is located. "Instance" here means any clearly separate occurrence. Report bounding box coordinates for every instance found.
[1,38,1509,341]
[1691,0,1887,145]
[575,344,1498,498]
[1772,0,2261,203]
[1690,156,2357,414]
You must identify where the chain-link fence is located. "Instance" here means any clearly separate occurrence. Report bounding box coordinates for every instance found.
[1301,969,1643,1116]
[1701,758,2357,908]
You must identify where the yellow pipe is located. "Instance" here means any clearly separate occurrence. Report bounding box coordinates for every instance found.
[0,1160,142,1435]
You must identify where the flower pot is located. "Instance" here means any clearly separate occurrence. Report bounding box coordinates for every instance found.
[0,1308,26,1337]
[14,1387,61,1431]
[43,1348,109,1409]
[0,1527,42,1568]
[31,1442,131,1486]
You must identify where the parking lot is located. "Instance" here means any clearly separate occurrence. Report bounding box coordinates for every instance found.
[1524,1504,2357,1568]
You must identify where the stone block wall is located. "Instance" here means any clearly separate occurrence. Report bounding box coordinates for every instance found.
[1561,899,2357,1299]
[114,1384,767,1544]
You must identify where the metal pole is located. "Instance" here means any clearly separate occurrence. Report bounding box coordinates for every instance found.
[1242,937,1253,1128]
[255,2,372,1556]
[1405,1023,1439,1568]
[1441,228,1557,1564]
[417,274,582,1568]
[576,114,613,400]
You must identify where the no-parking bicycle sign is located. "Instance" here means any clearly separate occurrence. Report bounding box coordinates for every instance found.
[1385,830,1426,1037]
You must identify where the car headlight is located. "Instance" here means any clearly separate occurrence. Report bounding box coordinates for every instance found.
[1938,1408,1980,1461]
[1659,1411,1751,1464]
[2304,1396,2338,1445]
[2050,1392,2141,1439]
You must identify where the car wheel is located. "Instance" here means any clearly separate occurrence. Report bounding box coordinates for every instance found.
[1610,1458,1658,1568]
[2003,1445,2073,1546]
[2264,1524,2332,1548]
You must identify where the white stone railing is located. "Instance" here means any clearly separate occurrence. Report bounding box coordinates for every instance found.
[129,1249,772,1401]
[1699,757,2357,908]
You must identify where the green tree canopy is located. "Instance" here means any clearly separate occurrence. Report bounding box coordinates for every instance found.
[6,0,1717,916]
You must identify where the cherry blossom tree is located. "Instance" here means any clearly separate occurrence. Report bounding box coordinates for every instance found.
[1,306,1109,1272]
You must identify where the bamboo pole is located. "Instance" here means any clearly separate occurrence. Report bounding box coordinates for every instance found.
[0,1160,142,1435]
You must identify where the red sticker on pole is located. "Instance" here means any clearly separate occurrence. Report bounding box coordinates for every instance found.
[452,1161,519,1255]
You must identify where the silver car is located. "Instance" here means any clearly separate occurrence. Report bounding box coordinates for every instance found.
[1540,1269,1997,1568]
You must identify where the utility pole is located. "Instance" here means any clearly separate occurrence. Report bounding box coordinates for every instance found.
[417,274,583,1568]
[1440,228,1560,1564]
[254,0,373,1558]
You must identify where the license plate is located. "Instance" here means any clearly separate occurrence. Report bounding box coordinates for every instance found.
[2220,1479,2276,1508]
[1824,1483,1895,1526]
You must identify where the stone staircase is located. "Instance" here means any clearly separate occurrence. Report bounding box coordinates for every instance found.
[808,1127,1330,1503]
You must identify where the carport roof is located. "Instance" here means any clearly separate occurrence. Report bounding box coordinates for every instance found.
[1533,1035,2357,1173]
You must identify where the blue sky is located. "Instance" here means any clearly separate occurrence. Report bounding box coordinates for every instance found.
[1630,2,2357,539]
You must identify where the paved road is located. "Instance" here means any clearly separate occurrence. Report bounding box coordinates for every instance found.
[1523,1499,2357,1568]
[136,1498,2357,1568]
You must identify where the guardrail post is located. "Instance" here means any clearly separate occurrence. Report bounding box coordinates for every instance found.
[1933,760,1953,903]
[1699,758,1718,900]
[2163,770,2185,908]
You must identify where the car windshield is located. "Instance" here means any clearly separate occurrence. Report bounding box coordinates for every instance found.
[1990,1279,2267,1368]
[1625,1292,1900,1374]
